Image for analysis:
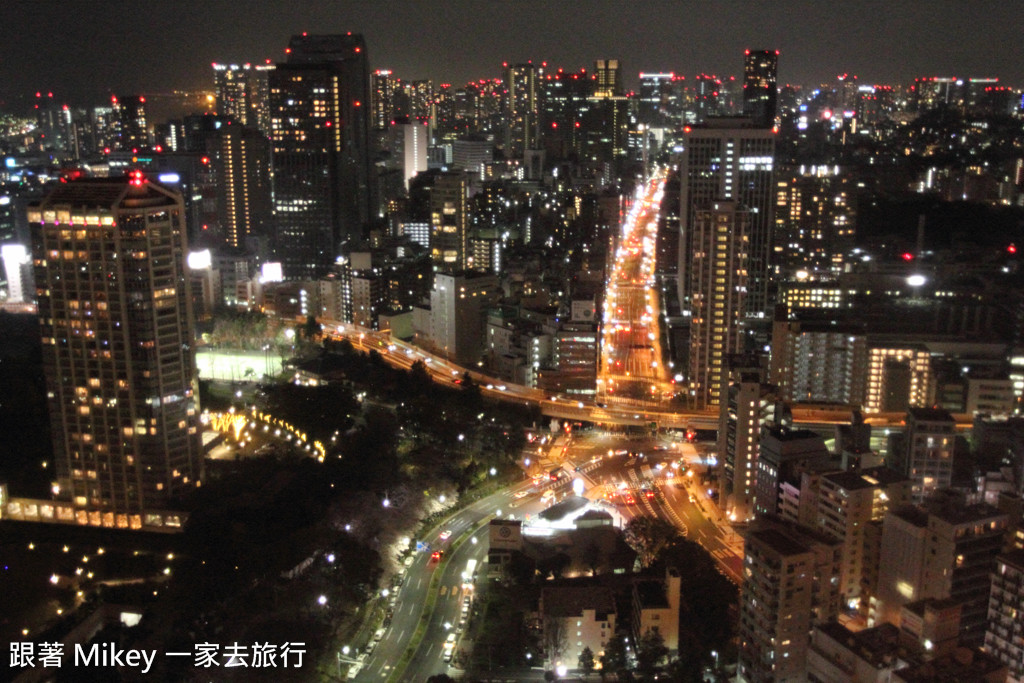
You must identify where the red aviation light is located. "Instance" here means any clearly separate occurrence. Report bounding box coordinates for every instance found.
[901,252,914,261]
[1008,244,1017,254]
[128,170,145,187]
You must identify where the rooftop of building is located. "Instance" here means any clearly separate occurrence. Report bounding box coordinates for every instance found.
[893,647,1007,683]
[998,548,1024,571]
[823,466,908,491]
[32,177,178,211]
[762,427,823,443]
[633,579,670,610]
[901,596,961,618]
[540,585,616,620]
[890,504,930,528]
[907,407,955,423]
[815,621,902,669]
[745,527,810,557]
[924,496,1006,526]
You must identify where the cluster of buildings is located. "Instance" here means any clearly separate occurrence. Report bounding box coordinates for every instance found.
[3,29,1024,682]
[712,361,1024,680]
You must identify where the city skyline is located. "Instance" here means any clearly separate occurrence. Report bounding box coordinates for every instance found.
[3,0,1022,109]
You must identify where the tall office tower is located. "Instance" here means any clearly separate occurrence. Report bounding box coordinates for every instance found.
[678,119,775,319]
[504,63,540,158]
[247,63,275,135]
[88,105,119,154]
[687,202,748,409]
[114,95,149,151]
[429,172,469,270]
[692,73,723,121]
[911,77,960,113]
[212,125,273,250]
[371,69,399,129]
[637,72,676,127]
[986,549,1024,682]
[29,175,202,514]
[389,119,428,189]
[738,517,842,683]
[269,34,371,279]
[718,357,786,520]
[888,408,956,503]
[742,49,778,127]
[432,83,457,140]
[593,59,621,98]
[873,497,1008,647]
[540,68,592,158]
[405,80,433,121]
[816,468,912,607]
[213,63,253,125]
[774,165,855,277]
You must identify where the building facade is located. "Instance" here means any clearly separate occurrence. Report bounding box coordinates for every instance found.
[30,175,202,515]
[688,202,748,409]
[269,34,371,279]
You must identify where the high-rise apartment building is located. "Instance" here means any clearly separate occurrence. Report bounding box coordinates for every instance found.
[114,95,149,151]
[738,517,842,683]
[404,79,433,121]
[504,63,540,157]
[865,345,933,413]
[986,549,1024,683]
[817,468,912,606]
[874,497,1008,647]
[429,172,469,270]
[428,271,499,366]
[29,175,202,515]
[754,427,830,519]
[371,69,399,129]
[687,202,748,409]
[678,118,775,319]
[770,314,868,405]
[213,63,252,125]
[389,119,428,190]
[212,124,272,250]
[269,34,371,279]
[211,62,275,134]
[718,358,786,520]
[742,49,779,127]
[774,165,855,277]
[888,408,956,503]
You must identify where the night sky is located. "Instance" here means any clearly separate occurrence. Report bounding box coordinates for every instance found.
[2,0,1020,109]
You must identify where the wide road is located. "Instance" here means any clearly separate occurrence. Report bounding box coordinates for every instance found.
[351,481,529,682]
[600,169,674,404]
[330,326,921,433]
[556,432,744,583]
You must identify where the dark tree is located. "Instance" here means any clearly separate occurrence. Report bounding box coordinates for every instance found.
[578,646,596,678]
[624,516,680,567]
[636,629,669,677]
[600,633,628,676]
